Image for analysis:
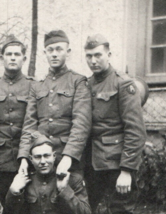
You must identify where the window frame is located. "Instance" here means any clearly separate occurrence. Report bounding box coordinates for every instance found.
[145,0,166,85]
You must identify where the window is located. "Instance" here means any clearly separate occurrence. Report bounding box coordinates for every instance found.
[146,0,166,84]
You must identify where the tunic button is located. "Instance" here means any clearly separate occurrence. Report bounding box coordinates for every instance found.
[41,195,45,199]
[10,123,13,126]
[9,82,13,85]
[53,77,56,80]
[49,118,53,122]
[9,108,13,112]
[43,182,47,185]
[92,93,96,97]
[50,89,53,93]
[115,140,119,143]
[49,103,53,107]
[49,135,53,139]
[9,93,12,97]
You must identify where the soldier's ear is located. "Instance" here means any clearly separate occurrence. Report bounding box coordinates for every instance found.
[108,52,111,57]
[23,56,27,62]
[67,48,71,53]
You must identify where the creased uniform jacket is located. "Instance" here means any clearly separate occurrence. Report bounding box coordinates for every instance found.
[0,71,33,172]
[5,171,91,214]
[88,65,146,171]
[18,66,92,167]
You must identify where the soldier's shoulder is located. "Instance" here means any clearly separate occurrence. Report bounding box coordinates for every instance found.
[69,69,87,81]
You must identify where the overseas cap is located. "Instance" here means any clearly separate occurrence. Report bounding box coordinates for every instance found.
[1,34,24,54]
[84,34,109,49]
[30,131,53,154]
[44,30,69,47]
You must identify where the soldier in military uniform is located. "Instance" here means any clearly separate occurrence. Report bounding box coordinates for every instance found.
[4,132,91,214]
[0,35,34,206]
[18,30,91,181]
[84,34,146,214]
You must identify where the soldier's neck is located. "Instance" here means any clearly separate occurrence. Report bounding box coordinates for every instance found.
[50,64,66,74]
[4,69,22,80]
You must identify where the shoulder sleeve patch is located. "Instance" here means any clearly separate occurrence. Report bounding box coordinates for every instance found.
[127,84,136,95]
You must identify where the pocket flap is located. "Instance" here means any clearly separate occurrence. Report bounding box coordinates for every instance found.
[97,91,117,101]
[57,90,73,97]
[17,96,28,102]
[0,140,5,146]
[60,136,69,143]
[0,96,7,101]
[102,134,124,145]
[26,196,37,203]
[36,91,49,99]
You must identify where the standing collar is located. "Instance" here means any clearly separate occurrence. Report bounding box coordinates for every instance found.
[36,170,56,182]
[3,70,24,83]
[48,65,68,79]
[93,64,112,83]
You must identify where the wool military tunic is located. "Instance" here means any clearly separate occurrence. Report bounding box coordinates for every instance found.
[5,171,91,214]
[0,71,33,172]
[88,65,146,171]
[18,66,92,167]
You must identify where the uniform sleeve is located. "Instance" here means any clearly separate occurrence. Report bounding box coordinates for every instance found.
[17,83,38,159]
[57,172,91,214]
[4,190,26,214]
[62,77,92,161]
[118,79,146,171]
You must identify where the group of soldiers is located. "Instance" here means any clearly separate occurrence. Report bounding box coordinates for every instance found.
[0,30,146,214]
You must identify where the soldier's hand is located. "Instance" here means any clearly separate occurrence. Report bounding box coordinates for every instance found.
[56,155,72,178]
[57,171,70,192]
[18,158,29,176]
[10,173,31,195]
[116,170,132,194]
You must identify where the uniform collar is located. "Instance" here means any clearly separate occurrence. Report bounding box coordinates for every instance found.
[48,65,68,79]
[36,170,56,182]
[3,70,24,83]
[93,64,112,83]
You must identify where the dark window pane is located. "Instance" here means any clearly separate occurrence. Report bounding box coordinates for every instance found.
[153,0,166,17]
[151,48,166,73]
[152,20,166,44]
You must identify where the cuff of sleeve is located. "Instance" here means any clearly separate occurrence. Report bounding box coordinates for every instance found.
[58,185,74,201]
[7,189,24,202]
[120,167,135,173]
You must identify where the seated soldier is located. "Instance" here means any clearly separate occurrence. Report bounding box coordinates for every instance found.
[4,131,91,214]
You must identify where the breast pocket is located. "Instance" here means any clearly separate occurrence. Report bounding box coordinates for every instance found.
[94,91,118,119]
[36,91,49,118]
[57,90,74,117]
[102,134,124,160]
[0,140,11,165]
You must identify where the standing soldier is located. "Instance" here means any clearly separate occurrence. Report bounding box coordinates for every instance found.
[0,35,34,206]
[18,30,91,180]
[84,34,146,214]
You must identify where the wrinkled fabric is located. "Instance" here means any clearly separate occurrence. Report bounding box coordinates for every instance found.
[18,66,92,169]
[0,71,33,172]
[88,65,146,171]
[5,171,91,214]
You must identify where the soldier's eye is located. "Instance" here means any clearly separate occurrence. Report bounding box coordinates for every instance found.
[86,55,92,59]
[43,154,51,158]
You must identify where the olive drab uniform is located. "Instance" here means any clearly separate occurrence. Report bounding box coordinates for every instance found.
[0,71,34,206]
[5,171,91,214]
[18,66,92,170]
[86,65,146,214]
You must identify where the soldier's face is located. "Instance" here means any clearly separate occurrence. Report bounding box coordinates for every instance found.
[30,144,56,175]
[2,45,26,72]
[85,45,110,73]
[44,42,71,69]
